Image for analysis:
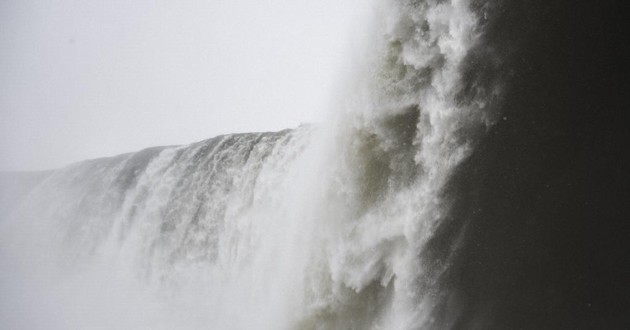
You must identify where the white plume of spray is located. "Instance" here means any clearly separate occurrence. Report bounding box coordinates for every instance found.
[297,0,495,328]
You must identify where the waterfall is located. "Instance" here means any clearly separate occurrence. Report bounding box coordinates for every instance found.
[0,1,506,329]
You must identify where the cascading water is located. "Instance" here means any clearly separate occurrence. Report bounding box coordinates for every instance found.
[0,0,506,329]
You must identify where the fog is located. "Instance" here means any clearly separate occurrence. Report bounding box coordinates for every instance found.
[0,0,372,171]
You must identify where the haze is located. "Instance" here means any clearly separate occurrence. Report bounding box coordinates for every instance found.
[0,0,372,171]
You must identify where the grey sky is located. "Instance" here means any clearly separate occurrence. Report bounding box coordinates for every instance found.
[0,0,372,171]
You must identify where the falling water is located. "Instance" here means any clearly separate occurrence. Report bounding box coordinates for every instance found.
[0,0,505,329]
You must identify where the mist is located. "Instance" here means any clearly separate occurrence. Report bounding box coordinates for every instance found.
[0,0,372,171]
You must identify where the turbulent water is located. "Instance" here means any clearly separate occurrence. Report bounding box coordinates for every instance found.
[2,0,629,329]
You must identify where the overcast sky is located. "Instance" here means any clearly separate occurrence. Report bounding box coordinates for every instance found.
[0,0,373,171]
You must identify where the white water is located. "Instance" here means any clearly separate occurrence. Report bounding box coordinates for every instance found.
[0,0,499,329]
